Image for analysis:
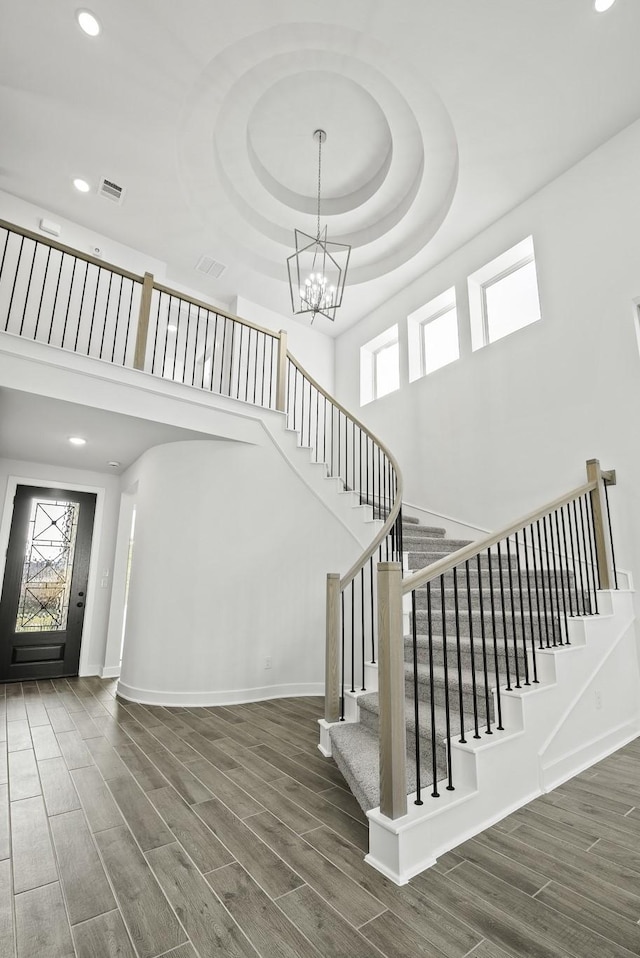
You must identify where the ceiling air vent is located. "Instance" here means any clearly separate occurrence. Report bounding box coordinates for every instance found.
[98,177,125,205]
[195,254,226,279]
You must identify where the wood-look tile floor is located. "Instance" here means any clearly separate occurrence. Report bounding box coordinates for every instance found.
[0,677,639,958]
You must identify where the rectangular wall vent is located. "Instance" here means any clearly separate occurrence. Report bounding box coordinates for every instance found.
[98,177,125,204]
[195,254,226,279]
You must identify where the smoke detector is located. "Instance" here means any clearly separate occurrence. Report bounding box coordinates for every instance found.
[98,177,125,205]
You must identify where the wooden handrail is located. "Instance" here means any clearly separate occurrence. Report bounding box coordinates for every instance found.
[152,281,280,340]
[0,218,281,343]
[403,479,598,595]
[0,217,143,282]
[287,351,404,589]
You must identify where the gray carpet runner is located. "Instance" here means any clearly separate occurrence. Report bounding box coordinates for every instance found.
[329,515,570,812]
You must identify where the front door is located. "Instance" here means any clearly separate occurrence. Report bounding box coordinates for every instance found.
[0,486,96,681]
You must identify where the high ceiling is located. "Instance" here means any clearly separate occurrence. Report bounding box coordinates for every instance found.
[1,0,639,336]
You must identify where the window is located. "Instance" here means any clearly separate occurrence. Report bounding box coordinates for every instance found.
[468,236,541,350]
[360,325,399,405]
[407,288,459,382]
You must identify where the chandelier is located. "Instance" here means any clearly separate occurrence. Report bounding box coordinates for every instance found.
[287,130,351,323]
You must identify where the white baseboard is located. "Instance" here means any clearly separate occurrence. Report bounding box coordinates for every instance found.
[116,679,324,707]
[100,666,121,679]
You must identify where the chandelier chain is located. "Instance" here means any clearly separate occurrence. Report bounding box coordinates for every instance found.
[316,132,322,241]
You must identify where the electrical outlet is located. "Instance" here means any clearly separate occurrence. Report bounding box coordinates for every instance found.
[595,690,602,710]
[265,656,272,670]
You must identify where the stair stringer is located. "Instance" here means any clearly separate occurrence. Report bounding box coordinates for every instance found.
[365,589,640,885]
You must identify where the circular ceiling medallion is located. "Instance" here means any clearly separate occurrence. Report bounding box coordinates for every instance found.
[178,24,459,286]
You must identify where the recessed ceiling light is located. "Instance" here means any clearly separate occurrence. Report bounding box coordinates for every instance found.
[73,178,91,193]
[69,436,87,446]
[107,460,121,469]
[76,9,101,36]
[594,0,616,11]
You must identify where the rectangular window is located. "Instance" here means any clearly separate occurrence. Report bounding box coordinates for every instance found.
[468,237,541,350]
[360,325,399,405]
[408,288,459,382]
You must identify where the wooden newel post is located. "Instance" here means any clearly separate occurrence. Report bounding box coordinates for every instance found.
[325,573,341,723]
[377,561,407,820]
[133,272,154,371]
[586,459,616,591]
[275,329,288,412]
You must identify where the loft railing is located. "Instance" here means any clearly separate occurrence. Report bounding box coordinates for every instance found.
[376,459,618,820]
[0,218,402,711]
[0,219,283,410]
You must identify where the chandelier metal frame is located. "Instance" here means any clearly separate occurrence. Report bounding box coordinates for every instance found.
[286,130,351,323]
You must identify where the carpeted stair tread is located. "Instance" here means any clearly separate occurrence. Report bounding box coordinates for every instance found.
[403,536,472,552]
[357,691,452,741]
[329,719,444,811]
[401,525,447,539]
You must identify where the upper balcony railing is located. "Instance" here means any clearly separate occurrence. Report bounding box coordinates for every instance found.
[0,218,402,706]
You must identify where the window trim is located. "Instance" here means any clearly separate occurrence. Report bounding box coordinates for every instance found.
[407,287,458,383]
[468,236,540,351]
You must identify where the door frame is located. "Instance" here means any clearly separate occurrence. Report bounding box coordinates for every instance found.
[0,474,105,677]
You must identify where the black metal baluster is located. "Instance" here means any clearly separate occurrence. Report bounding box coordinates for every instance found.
[48,252,65,345]
[547,512,565,641]
[553,510,570,642]
[487,546,505,726]
[73,260,89,353]
[440,579,455,791]
[584,493,599,612]
[465,560,480,738]
[495,540,512,690]
[522,526,537,657]
[535,520,551,646]
[514,532,533,684]
[410,589,423,805]
[572,499,588,614]
[323,397,328,466]
[426,581,439,798]
[122,278,135,366]
[87,269,103,358]
[542,516,558,646]
[336,408,341,478]
[350,580,355,694]
[99,270,114,359]
[360,567,366,691]
[505,537,523,682]
[579,496,594,614]
[228,320,236,397]
[33,246,52,340]
[62,255,77,350]
[477,552,494,729]
[528,522,544,651]
[352,420,355,493]
[603,482,618,589]
[560,506,575,620]
[452,567,466,743]
[340,591,345,721]
[19,241,38,338]
[110,275,124,363]
[344,413,348,488]
[369,557,375,663]
[6,235,25,330]
[315,388,320,462]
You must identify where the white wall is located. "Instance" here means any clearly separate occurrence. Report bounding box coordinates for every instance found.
[0,457,121,675]
[118,439,362,704]
[334,117,640,589]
